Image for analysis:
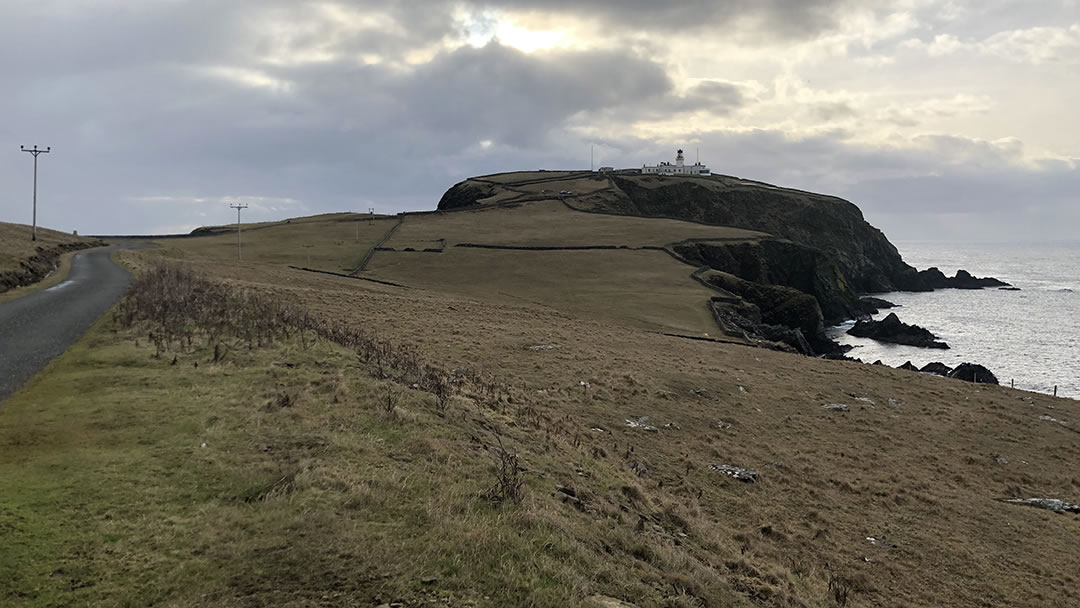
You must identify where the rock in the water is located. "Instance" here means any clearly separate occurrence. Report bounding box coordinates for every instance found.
[897,267,1011,291]
[857,296,899,315]
[948,363,999,384]
[920,362,953,377]
[898,361,919,371]
[999,286,1021,291]
[848,313,949,349]
[950,269,1010,289]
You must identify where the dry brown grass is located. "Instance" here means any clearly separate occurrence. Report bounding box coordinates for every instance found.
[9,196,1077,606]
[0,221,103,294]
[160,213,397,272]
[128,250,1080,607]
[387,200,763,248]
[367,247,721,335]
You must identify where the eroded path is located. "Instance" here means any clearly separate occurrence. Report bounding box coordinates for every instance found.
[0,245,140,401]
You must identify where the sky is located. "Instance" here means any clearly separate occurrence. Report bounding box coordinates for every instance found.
[1,0,1077,242]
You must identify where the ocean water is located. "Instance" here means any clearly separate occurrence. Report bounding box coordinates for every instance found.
[827,241,1080,398]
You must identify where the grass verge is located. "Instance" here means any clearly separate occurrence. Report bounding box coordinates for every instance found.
[0,246,105,304]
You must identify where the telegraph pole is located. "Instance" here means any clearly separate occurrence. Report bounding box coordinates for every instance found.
[229,203,248,260]
[20,145,51,241]
[368,207,375,224]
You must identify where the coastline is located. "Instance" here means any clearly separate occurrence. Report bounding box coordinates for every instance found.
[827,241,1079,398]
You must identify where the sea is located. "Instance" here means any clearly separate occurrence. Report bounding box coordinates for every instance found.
[827,241,1080,399]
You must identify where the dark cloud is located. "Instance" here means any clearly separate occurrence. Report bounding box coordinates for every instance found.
[469,0,864,38]
[670,81,747,114]
[393,44,673,145]
[0,0,1073,244]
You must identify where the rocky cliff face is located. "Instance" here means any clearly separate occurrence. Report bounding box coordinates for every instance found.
[673,238,858,323]
[434,172,1005,346]
[604,176,913,294]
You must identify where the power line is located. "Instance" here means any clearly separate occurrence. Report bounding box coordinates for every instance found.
[20,145,51,242]
[229,203,249,260]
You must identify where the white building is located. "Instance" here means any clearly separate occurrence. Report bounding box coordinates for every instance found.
[642,149,710,176]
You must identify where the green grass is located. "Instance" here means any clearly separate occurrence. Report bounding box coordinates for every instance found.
[0,320,510,606]
[368,248,722,335]
[3,313,715,607]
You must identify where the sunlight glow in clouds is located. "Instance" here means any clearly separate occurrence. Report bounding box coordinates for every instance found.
[1,0,1077,241]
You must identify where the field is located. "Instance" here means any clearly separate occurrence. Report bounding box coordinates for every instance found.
[161,213,398,273]
[386,200,763,248]
[369,248,721,334]
[2,192,1079,607]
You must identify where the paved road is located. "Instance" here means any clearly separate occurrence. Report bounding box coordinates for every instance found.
[0,245,140,402]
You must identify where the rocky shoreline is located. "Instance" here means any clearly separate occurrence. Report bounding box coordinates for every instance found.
[830,267,1016,385]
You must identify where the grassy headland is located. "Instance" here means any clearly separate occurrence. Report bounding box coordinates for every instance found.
[3,175,1079,606]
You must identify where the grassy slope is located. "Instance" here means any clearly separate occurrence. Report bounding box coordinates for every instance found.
[104,252,1080,607]
[368,248,720,335]
[0,222,90,272]
[0,321,584,607]
[4,195,1079,606]
[0,222,102,293]
[386,200,763,248]
[155,202,764,337]
[0,247,88,303]
[163,214,398,273]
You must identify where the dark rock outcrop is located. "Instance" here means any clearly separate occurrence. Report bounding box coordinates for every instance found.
[857,296,898,315]
[712,304,814,355]
[848,313,949,349]
[898,361,920,371]
[674,239,857,323]
[600,175,912,295]
[919,362,953,377]
[948,363,999,384]
[703,271,840,354]
[895,267,1010,291]
[436,179,501,211]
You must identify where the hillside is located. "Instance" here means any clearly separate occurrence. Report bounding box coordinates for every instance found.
[0,221,104,294]
[437,171,926,324]
[3,202,1078,607]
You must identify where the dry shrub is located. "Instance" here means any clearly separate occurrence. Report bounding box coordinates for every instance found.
[828,574,853,607]
[487,433,524,506]
[116,261,507,416]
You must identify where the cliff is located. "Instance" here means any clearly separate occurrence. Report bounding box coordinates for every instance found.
[601,175,913,294]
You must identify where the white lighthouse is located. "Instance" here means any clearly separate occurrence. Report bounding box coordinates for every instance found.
[642,149,710,176]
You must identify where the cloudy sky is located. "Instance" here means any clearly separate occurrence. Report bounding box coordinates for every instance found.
[2,0,1077,241]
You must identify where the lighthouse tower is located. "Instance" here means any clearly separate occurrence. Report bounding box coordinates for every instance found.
[641,149,710,175]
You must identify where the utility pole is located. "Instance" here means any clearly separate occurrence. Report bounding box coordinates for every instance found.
[591,145,594,172]
[229,203,248,260]
[368,207,375,225]
[20,145,51,241]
